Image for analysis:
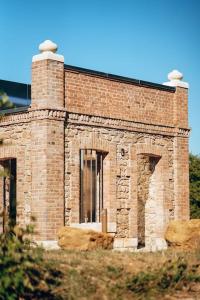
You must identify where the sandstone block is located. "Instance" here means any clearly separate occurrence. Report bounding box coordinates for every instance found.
[165,219,200,250]
[58,226,114,251]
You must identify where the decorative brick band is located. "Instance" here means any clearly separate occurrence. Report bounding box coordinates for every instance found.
[29,109,67,120]
[177,128,190,137]
[0,109,67,126]
[67,113,190,138]
[0,109,190,138]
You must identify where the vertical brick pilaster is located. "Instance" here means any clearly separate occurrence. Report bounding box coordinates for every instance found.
[32,59,64,110]
[173,136,189,220]
[173,87,188,128]
[31,57,65,241]
[173,87,189,220]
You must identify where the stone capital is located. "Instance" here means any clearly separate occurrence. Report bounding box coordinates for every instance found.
[32,39,64,63]
[163,69,189,89]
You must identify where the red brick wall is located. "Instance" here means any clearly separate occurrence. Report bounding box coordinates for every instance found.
[65,70,180,127]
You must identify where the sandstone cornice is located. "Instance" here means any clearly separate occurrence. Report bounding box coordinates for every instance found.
[29,109,67,121]
[176,128,190,137]
[67,113,190,138]
[0,109,190,138]
[0,108,67,125]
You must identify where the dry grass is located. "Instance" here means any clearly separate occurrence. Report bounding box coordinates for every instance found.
[44,249,200,300]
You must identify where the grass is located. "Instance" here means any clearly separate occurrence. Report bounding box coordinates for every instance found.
[44,249,200,300]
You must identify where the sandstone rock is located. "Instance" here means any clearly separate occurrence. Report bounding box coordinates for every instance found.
[58,226,114,251]
[165,219,200,250]
[190,283,200,292]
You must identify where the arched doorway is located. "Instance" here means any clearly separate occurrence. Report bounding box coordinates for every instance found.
[137,154,164,249]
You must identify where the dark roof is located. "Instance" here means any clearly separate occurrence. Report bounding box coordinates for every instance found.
[0,79,31,99]
[64,64,176,92]
[0,79,31,108]
[0,106,29,115]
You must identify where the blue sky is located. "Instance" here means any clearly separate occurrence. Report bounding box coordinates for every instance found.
[0,0,199,154]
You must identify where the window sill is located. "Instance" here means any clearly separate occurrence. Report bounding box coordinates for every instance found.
[70,223,102,232]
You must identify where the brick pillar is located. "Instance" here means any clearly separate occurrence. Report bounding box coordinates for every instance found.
[174,135,189,220]
[164,70,190,220]
[32,40,64,110]
[173,87,189,220]
[30,40,65,246]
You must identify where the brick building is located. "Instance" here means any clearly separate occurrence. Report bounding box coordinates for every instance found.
[0,40,190,250]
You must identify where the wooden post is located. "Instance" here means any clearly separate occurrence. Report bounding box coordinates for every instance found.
[101,208,107,233]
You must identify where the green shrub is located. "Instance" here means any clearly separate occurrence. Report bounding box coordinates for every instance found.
[0,224,62,300]
[126,271,156,293]
[126,256,200,297]
[0,91,15,110]
[190,153,200,218]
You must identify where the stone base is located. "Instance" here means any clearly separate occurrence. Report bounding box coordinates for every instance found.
[113,238,138,251]
[113,237,167,252]
[144,237,168,252]
[36,240,60,250]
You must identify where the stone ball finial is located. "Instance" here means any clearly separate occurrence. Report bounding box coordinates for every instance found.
[163,69,189,89]
[32,39,64,63]
[39,40,58,53]
[168,70,183,81]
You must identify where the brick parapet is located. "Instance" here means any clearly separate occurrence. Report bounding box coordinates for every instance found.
[65,70,178,127]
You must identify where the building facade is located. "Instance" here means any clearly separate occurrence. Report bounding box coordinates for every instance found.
[0,40,190,250]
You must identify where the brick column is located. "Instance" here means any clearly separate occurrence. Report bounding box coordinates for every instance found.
[173,86,189,220]
[173,135,189,219]
[30,40,65,247]
[164,70,190,220]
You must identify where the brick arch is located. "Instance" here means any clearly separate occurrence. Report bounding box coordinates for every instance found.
[135,142,168,172]
[136,143,163,157]
[79,132,110,152]
[0,146,17,160]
